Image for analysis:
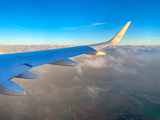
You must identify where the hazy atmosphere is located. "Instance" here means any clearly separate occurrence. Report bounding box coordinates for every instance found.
[0,45,160,120]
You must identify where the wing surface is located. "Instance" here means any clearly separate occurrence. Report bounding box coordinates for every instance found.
[0,22,131,95]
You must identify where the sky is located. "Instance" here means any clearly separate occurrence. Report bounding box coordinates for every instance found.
[0,0,160,45]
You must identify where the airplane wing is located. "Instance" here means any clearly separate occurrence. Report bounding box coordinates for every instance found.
[0,21,131,95]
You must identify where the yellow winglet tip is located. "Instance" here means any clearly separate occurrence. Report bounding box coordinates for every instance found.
[85,51,106,55]
[96,51,106,55]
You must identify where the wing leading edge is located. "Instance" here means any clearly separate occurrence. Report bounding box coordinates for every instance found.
[0,22,131,95]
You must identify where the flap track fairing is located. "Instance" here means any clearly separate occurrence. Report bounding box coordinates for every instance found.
[49,59,78,66]
[15,71,38,79]
[0,80,26,95]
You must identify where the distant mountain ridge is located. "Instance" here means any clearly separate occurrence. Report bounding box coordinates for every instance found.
[0,45,160,54]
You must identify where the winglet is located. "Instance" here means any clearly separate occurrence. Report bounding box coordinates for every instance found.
[89,21,131,50]
[108,21,131,45]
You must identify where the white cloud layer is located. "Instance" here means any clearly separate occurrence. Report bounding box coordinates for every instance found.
[73,45,160,76]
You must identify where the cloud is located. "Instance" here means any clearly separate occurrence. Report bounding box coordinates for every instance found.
[27,84,58,95]
[73,45,158,75]
[87,86,108,98]
[90,23,106,26]
[107,63,137,74]
[1,21,29,29]
[83,57,106,68]
[104,45,160,55]
[75,66,83,75]
[73,76,80,81]
[73,56,107,76]
[87,86,100,97]
[62,23,106,30]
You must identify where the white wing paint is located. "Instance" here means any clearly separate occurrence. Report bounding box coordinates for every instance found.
[0,22,131,95]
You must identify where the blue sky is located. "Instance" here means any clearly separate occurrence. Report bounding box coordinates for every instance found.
[0,0,160,45]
